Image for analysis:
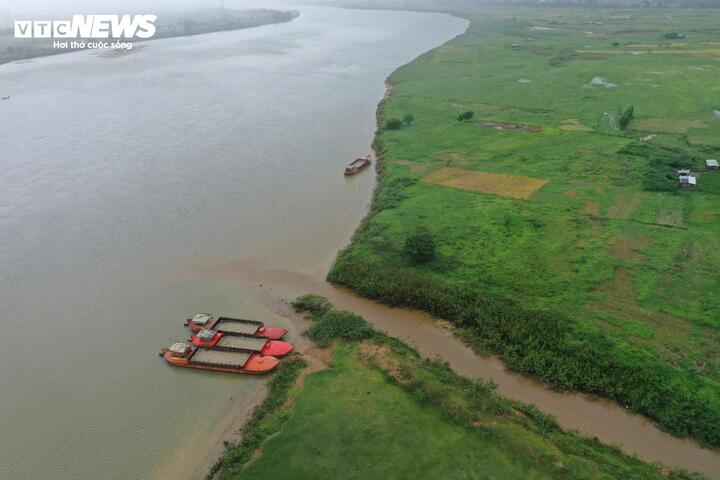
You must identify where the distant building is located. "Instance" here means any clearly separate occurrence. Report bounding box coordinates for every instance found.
[677,169,691,176]
[512,44,520,48]
[679,175,697,189]
[707,159,719,170]
[640,134,655,143]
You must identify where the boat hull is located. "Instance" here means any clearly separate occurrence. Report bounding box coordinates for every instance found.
[162,349,279,374]
[344,157,371,176]
[190,333,294,357]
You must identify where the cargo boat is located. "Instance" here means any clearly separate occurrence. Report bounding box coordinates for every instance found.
[160,342,279,374]
[190,329,294,357]
[344,155,371,175]
[185,313,287,340]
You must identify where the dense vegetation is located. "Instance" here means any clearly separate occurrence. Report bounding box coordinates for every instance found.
[211,295,705,479]
[328,6,720,446]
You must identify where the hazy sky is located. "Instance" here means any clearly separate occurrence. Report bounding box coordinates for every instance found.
[0,0,310,16]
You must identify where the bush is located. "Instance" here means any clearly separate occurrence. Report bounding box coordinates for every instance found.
[403,113,415,126]
[619,105,634,130]
[403,232,436,264]
[457,111,474,122]
[309,309,375,347]
[293,294,375,347]
[385,118,403,130]
[292,293,332,316]
[663,32,685,40]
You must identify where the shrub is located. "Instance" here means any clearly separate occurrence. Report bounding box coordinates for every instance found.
[309,309,375,347]
[663,32,684,40]
[385,118,403,130]
[292,293,332,316]
[292,294,375,347]
[403,232,436,264]
[457,111,474,122]
[403,113,415,126]
[619,105,634,130]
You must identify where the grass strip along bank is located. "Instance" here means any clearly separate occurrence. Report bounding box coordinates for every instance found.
[210,294,704,480]
[328,6,720,447]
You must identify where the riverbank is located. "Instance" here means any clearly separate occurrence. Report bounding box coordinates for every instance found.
[191,260,720,478]
[207,294,709,479]
[327,5,720,449]
[0,9,299,65]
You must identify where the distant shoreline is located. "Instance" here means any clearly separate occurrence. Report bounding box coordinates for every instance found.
[0,9,299,66]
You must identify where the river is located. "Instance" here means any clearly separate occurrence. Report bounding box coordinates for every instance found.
[0,7,467,479]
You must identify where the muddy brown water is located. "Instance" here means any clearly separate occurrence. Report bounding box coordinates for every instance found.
[181,258,720,478]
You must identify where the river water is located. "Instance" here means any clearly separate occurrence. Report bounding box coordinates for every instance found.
[0,7,467,479]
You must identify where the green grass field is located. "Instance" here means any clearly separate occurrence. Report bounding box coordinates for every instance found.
[328,7,720,446]
[212,297,702,479]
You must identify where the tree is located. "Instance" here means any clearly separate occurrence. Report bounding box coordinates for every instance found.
[619,105,634,130]
[458,111,474,122]
[403,232,436,264]
[403,113,415,126]
[386,118,403,130]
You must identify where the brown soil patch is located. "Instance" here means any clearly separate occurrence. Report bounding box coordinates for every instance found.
[423,167,548,199]
[564,189,580,199]
[607,234,654,260]
[584,200,601,216]
[358,342,408,383]
[480,121,541,133]
[394,159,426,174]
[607,193,640,219]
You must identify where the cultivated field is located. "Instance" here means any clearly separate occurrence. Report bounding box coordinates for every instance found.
[423,167,548,199]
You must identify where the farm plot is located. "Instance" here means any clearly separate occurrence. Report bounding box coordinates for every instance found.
[423,167,548,199]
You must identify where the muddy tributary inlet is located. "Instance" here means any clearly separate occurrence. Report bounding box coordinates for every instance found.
[190,258,720,478]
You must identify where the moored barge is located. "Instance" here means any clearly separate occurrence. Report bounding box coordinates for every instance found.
[160,342,279,374]
[185,313,287,340]
[344,155,372,175]
[191,329,294,357]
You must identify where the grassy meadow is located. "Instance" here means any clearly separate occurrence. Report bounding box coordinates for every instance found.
[211,296,702,480]
[328,7,720,445]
